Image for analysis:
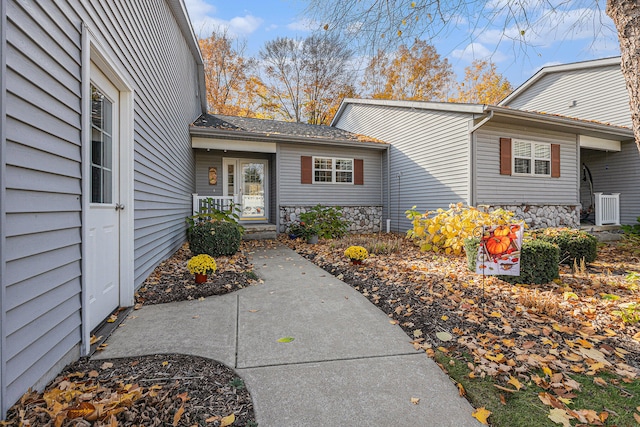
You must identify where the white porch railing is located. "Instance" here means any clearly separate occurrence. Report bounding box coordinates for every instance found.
[192,193,235,215]
[594,192,620,226]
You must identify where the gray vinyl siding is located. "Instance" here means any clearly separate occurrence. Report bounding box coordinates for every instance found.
[278,142,383,207]
[474,123,579,205]
[504,65,631,128]
[335,103,471,232]
[2,0,201,414]
[581,143,640,225]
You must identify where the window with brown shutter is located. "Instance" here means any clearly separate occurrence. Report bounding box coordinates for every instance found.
[500,138,512,175]
[354,159,363,185]
[301,156,312,184]
[551,144,560,178]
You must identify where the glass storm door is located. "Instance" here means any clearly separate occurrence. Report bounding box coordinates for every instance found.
[223,159,267,220]
[87,72,120,330]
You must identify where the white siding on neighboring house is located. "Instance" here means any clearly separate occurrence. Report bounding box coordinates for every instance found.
[335,103,471,232]
[581,142,640,225]
[474,123,579,205]
[504,64,631,128]
[2,0,201,414]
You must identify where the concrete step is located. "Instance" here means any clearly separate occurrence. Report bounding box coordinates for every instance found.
[242,223,277,240]
[580,224,623,242]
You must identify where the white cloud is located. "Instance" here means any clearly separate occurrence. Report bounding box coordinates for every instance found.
[286,18,319,32]
[185,0,263,38]
[451,42,507,63]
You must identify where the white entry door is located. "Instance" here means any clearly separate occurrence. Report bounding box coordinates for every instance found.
[87,68,121,330]
[223,158,268,220]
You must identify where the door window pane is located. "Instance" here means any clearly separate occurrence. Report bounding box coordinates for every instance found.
[91,85,113,203]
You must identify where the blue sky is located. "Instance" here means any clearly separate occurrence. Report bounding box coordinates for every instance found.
[184,0,620,88]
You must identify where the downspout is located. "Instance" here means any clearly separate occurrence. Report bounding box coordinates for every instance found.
[386,145,391,232]
[468,110,494,207]
[0,0,6,417]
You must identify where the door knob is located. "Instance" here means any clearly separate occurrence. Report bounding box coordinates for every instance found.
[115,203,125,211]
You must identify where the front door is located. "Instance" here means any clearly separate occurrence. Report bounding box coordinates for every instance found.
[223,158,268,221]
[87,68,121,330]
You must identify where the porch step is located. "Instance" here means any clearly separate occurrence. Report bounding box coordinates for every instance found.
[580,224,623,242]
[242,223,277,240]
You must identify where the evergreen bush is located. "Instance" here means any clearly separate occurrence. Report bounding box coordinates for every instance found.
[188,220,242,257]
[532,228,597,265]
[498,240,559,285]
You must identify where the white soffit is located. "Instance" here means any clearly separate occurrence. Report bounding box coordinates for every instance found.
[579,135,621,152]
[192,137,277,153]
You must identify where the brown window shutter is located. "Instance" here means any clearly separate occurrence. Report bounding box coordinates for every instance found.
[500,138,511,175]
[301,156,312,184]
[354,159,364,185]
[551,144,560,178]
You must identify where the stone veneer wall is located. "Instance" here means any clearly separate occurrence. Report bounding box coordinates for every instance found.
[479,205,581,229]
[279,206,383,233]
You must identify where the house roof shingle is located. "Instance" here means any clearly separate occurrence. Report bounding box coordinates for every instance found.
[191,113,386,145]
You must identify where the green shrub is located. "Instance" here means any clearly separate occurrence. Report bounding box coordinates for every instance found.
[498,240,559,285]
[299,205,350,239]
[188,220,242,257]
[621,216,640,235]
[531,228,597,265]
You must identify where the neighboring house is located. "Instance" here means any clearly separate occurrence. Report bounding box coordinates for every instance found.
[0,0,205,416]
[500,57,640,225]
[190,114,388,233]
[332,99,634,231]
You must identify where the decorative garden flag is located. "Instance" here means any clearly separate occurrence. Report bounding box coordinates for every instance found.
[476,224,524,276]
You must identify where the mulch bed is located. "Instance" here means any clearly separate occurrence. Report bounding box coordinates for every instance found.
[135,243,259,306]
[2,243,260,427]
[5,354,255,427]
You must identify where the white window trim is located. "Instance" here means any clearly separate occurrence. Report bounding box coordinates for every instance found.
[312,156,354,184]
[512,139,551,177]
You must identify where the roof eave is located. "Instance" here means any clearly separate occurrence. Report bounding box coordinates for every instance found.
[485,106,634,140]
[500,57,621,106]
[189,126,389,150]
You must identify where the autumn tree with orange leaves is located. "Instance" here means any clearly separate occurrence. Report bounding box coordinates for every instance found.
[449,60,513,105]
[362,40,453,101]
[199,31,266,117]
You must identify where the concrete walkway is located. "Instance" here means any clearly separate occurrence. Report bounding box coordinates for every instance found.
[95,245,481,426]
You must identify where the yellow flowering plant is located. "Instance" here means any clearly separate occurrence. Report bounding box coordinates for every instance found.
[344,246,369,261]
[187,254,217,275]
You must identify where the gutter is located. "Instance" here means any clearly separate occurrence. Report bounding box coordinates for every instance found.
[486,106,634,139]
[190,127,389,150]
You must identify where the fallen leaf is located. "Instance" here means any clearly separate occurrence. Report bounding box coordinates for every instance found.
[277,337,295,343]
[472,407,491,425]
[173,405,185,426]
[100,362,113,370]
[67,402,95,419]
[436,331,452,341]
[548,408,572,427]
[634,413,640,424]
[507,376,523,391]
[593,377,607,387]
[220,413,235,427]
[413,329,423,338]
[457,383,465,397]
[205,415,221,423]
[410,397,420,404]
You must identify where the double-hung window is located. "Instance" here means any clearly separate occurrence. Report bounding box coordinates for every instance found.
[512,140,551,176]
[313,157,353,184]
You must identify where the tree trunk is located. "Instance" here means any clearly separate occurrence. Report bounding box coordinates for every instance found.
[606,0,640,151]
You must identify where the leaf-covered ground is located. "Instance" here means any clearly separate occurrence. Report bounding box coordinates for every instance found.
[2,243,261,427]
[282,234,640,425]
